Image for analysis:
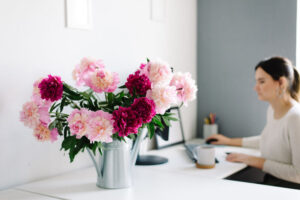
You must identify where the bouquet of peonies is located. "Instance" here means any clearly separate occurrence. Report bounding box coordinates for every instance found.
[20,58,197,162]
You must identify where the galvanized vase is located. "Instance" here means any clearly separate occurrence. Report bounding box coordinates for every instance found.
[87,128,147,189]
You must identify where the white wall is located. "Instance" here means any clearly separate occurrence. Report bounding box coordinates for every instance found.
[0,0,197,189]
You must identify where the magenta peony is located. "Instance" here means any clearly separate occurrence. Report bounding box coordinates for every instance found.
[38,75,63,102]
[125,71,151,96]
[112,107,143,137]
[131,97,156,123]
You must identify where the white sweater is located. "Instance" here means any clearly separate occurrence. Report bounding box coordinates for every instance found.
[242,103,300,183]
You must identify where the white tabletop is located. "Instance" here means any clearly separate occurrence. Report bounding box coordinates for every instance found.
[141,139,261,179]
[2,140,300,200]
[0,189,58,200]
[15,166,300,200]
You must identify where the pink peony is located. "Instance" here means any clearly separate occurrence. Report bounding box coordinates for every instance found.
[34,123,58,142]
[170,72,197,105]
[112,107,143,137]
[125,71,151,96]
[72,58,105,86]
[146,84,177,114]
[87,69,119,93]
[32,78,52,107]
[86,110,114,143]
[131,97,156,123]
[20,101,40,128]
[38,75,63,102]
[20,101,51,128]
[67,109,90,139]
[140,60,173,86]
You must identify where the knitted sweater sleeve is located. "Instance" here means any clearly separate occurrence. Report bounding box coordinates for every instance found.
[242,136,260,149]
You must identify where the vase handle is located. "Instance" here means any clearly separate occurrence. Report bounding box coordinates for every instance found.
[87,148,100,177]
[131,128,148,168]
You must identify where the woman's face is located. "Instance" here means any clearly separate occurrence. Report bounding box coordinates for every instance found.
[254,67,279,101]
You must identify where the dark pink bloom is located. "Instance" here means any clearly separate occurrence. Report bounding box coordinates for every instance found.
[139,63,146,69]
[38,75,63,102]
[112,107,143,137]
[131,97,156,123]
[125,71,151,96]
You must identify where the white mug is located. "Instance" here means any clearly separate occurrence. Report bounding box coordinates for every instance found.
[195,146,215,168]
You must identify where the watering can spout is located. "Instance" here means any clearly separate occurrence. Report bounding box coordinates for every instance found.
[131,128,147,168]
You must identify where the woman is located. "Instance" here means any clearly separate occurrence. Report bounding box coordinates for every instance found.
[206,56,300,189]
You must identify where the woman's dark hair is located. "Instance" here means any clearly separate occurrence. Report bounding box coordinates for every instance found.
[255,56,300,102]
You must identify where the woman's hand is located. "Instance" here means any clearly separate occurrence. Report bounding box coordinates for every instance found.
[226,153,266,169]
[205,134,242,146]
[205,134,232,145]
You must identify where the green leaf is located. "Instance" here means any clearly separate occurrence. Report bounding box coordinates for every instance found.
[60,97,66,112]
[61,135,77,151]
[50,102,60,113]
[48,120,57,130]
[147,123,155,139]
[162,116,170,127]
[152,116,164,128]
[63,126,70,137]
[63,83,80,96]
[146,58,150,62]
[65,94,82,101]
[167,116,178,121]
[107,93,114,103]
[118,85,127,89]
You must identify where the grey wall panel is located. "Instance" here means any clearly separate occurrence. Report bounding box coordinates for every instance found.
[197,0,297,137]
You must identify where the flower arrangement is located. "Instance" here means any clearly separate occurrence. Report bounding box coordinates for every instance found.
[20,58,197,162]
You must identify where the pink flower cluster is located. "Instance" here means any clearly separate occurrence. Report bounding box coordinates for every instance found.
[20,76,61,142]
[129,59,198,114]
[67,109,114,143]
[112,97,155,137]
[73,58,119,93]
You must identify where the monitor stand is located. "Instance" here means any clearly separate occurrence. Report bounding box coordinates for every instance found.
[136,154,168,165]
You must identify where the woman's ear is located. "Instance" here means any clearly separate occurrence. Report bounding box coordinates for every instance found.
[278,77,288,89]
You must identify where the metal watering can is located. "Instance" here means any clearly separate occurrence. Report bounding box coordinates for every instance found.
[87,128,147,189]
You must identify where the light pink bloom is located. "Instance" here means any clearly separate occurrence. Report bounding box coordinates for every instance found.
[87,110,114,143]
[87,69,119,93]
[20,101,50,128]
[32,78,52,107]
[67,109,90,139]
[170,72,198,105]
[20,101,40,128]
[34,123,58,142]
[146,84,177,114]
[140,60,173,86]
[73,58,105,86]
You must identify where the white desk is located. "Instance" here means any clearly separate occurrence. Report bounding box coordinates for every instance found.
[0,189,58,200]
[143,139,261,179]
[2,141,300,200]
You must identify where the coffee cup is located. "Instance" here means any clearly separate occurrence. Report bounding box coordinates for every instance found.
[195,146,215,169]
